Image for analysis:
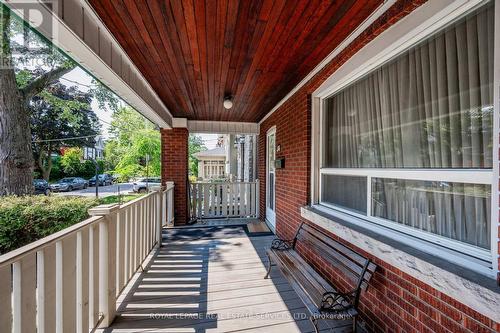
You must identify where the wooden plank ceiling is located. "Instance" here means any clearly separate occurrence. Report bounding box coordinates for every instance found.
[88,0,382,122]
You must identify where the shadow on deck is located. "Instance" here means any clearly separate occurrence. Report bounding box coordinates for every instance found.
[102,225,353,332]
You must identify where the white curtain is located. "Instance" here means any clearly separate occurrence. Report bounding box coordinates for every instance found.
[322,4,493,249]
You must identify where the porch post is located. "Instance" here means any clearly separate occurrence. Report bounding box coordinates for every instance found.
[160,120,189,225]
[88,204,119,328]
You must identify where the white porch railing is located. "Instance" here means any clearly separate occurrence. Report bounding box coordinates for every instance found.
[0,183,174,332]
[190,181,259,219]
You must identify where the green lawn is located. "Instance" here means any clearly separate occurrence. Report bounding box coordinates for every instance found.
[98,194,143,205]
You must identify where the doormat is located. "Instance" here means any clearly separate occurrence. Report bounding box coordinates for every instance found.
[243,221,274,237]
[162,223,273,241]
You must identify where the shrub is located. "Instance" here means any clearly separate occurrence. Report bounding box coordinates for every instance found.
[0,195,99,254]
[60,147,83,176]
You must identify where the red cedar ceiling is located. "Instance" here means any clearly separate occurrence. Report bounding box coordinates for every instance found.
[89,0,383,122]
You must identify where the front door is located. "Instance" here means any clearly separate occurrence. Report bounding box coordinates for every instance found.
[266,128,276,231]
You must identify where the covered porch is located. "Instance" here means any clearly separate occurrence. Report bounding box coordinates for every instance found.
[105,226,352,333]
[2,0,500,332]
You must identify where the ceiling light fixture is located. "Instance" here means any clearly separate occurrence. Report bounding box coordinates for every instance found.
[223,95,233,109]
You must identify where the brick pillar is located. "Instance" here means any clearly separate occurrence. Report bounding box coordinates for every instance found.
[161,128,189,225]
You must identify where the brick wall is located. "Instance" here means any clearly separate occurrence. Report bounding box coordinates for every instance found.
[258,0,500,331]
[161,128,188,225]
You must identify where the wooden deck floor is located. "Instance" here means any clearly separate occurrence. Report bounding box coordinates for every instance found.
[102,226,353,332]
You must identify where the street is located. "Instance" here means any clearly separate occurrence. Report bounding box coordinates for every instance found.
[54,182,134,197]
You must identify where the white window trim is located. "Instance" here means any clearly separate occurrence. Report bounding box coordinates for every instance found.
[311,0,499,277]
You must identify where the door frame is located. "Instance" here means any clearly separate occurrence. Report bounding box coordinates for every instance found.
[265,126,276,232]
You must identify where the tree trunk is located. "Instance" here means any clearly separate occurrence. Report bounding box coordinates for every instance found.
[37,145,53,180]
[0,11,34,195]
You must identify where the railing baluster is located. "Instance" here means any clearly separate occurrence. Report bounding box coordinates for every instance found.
[0,264,12,332]
[218,184,223,216]
[245,183,248,215]
[134,203,139,271]
[213,184,217,216]
[144,197,149,250]
[237,183,242,217]
[250,182,255,216]
[88,225,95,329]
[129,206,134,278]
[89,225,99,327]
[117,210,125,294]
[222,184,227,217]
[196,183,201,219]
[124,207,129,285]
[229,183,234,216]
[76,229,89,333]
[203,185,209,218]
[62,235,77,332]
[149,195,154,247]
[37,244,56,333]
[12,252,36,333]
[256,180,260,218]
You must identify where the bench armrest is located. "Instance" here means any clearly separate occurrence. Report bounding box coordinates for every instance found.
[320,289,357,312]
[270,238,294,251]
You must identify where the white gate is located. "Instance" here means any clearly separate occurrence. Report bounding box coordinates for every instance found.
[191,181,259,219]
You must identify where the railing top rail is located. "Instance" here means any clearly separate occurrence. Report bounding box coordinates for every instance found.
[0,215,104,268]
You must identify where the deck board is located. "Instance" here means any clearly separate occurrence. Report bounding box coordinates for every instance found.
[101,226,353,332]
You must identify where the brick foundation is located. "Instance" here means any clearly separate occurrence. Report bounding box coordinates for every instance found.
[161,128,189,225]
[258,0,500,331]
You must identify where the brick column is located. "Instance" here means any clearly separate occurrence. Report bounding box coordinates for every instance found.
[161,127,189,225]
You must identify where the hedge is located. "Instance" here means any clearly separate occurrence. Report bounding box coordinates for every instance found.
[0,196,99,254]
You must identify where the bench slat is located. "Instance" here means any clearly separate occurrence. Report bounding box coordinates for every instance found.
[275,250,327,303]
[287,250,333,293]
[300,224,377,274]
[267,250,321,315]
[297,235,369,290]
[269,248,358,318]
[273,250,324,305]
[297,232,373,281]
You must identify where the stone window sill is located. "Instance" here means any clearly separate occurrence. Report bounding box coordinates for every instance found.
[301,205,500,323]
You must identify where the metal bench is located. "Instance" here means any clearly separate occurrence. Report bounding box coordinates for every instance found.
[265,222,377,333]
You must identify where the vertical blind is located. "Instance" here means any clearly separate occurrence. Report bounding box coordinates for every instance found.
[321,3,493,249]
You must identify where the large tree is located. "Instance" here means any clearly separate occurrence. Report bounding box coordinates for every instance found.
[30,82,100,180]
[0,6,75,195]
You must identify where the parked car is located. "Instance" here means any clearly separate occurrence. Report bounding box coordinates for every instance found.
[33,179,51,195]
[132,177,161,193]
[50,177,87,192]
[89,174,113,186]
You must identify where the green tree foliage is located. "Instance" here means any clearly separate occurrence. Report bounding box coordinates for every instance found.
[188,135,206,177]
[1,5,77,194]
[59,148,105,179]
[30,83,100,180]
[104,107,160,181]
[0,5,117,193]
[60,147,83,176]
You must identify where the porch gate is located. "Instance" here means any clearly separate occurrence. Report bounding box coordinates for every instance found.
[190,181,259,219]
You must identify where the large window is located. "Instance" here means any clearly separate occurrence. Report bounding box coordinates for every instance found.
[319,3,494,257]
